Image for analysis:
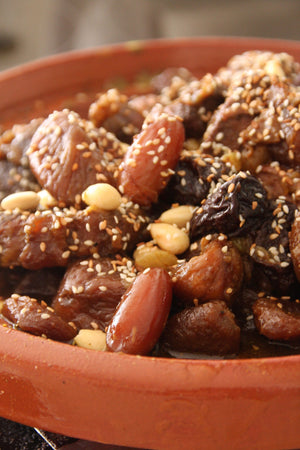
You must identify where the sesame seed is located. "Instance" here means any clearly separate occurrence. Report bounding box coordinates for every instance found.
[41,313,50,319]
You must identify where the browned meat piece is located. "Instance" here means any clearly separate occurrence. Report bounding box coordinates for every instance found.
[173,237,243,307]
[253,297,300,342]
[89,90,158,144]
[161,300,240,356]
[241,81,300,169]
[203,70,300,171]
[14,267,64,303]
[0,203,149,269]
[101,104,144,144]
[163,74,224,139]
[151,67,196,96]
[202,71,267,157]
[2,294,77,341]
[28,110,124,205]
[128,93,159,117]
[0,120,42,200]
[256,164,300,206]
[0,118,43,165]
[290,216,300,281]
[216,50,300,92]
[52,257,135,331]
[0,160,40,201]
[88,88,128,126]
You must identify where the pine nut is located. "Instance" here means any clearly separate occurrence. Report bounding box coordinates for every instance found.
[82,183,121,210]
[149,223,190,255]
[134,243,178,269]
[159,205,194,228]
[74,329,107,351]
[1,191,40,211]
[38,189,58,208]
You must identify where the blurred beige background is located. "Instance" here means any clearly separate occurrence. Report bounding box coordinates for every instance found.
[0,0,300,71]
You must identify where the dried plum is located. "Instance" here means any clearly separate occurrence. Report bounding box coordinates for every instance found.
[161,154,232,206]
[190,172,269,239]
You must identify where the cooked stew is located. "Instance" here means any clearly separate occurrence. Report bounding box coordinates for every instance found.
[0,50,300,359]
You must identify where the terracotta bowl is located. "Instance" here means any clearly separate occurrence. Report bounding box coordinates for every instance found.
[0,37,300,450]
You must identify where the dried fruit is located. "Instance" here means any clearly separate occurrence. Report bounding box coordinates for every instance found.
[118,113,185,206]
[106,268,172,355]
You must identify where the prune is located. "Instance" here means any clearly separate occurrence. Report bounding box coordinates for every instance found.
[160,154,232,206]
[253,297,300,342]
[2,294,77,341]
[173,237,243,307]
[250,199,297,294]
[160,300,240,356]
[190,172,269,239]
[52,257,134,331]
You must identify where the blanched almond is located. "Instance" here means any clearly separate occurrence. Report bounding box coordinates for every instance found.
[82,183,121,210]
[149,222,190,255]
[159,205,194,228]
[74,329,107,351]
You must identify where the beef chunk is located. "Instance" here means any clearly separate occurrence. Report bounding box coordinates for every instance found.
[0,203,149,269]
[253,297,300,342]
[173,237,243,307]
[0,160,39,201]
[161,300,240,356]
[290,216,300,281]
[28,110,124,205]
[0,118,43,165]
[2,294,77,341]
[52,257,135,331]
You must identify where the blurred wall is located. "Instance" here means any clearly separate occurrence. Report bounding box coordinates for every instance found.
[0,0,300,71]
